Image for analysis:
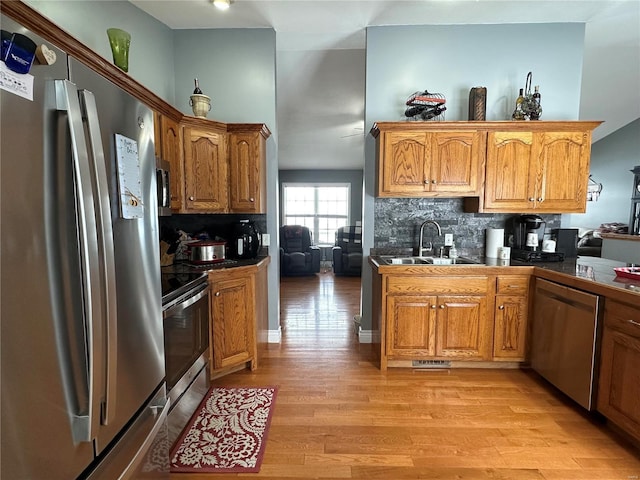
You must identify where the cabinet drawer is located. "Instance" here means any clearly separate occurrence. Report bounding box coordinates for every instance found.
[386,276,488,295]
[605,299,640,338]
[496,276,529,295]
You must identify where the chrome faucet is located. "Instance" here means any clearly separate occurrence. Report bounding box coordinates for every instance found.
[418,220,442,256]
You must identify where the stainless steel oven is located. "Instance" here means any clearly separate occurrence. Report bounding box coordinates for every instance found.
[162,273,209,406]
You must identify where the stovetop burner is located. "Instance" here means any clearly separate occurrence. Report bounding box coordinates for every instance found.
[161,271,207,305]
[188,259,238,269]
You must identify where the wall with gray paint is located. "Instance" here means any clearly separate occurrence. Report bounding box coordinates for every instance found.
[173,28,276,125]
[362,23,586,334]
[365,23,585,124]
[25,0,176,103]
[564,118,640,229]
[278,170,363,226]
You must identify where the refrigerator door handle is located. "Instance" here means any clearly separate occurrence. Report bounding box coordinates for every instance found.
[79,89,118,427]
[55,79,103,444]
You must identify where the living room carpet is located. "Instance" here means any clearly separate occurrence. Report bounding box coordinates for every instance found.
[170,386,277,473]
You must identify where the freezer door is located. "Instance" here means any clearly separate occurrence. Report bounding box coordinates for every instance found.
[68,57,165,454]
[0,16,96,480]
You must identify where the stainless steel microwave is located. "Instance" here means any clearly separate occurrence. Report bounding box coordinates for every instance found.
[156,157,171,216]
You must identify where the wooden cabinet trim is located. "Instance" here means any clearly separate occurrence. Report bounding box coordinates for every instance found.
[496,276,529,295]
[386,275,488,295]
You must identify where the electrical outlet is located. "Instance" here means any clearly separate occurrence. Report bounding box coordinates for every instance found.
[444,234,454,246]
[261,233,270,246]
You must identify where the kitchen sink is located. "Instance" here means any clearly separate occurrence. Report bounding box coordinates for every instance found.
[384,257,430,265]
[380,256,481,266]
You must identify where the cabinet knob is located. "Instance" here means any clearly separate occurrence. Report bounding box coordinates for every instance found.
[249,197,255,202]
[538,197,543,202]
[432,180,437,184]
[423,179,429,185]
[215,292,220,297]
[439,304,445,309]
[189,196,194,201]
[430,304,437,309]
[528,197,535,202]
[498,305,505,310]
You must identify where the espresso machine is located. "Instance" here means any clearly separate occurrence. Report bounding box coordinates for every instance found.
[510,215,564,262]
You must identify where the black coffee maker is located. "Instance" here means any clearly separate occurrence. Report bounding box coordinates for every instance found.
[510,215,564,262]
[231,220,261,259]
[512,214,545,251]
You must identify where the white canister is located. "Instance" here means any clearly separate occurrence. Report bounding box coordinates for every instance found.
[485,228,505,258]
[499,246,511,260]
[542,239,557,253]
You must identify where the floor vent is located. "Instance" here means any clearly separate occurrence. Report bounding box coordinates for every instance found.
[412,360,451,368]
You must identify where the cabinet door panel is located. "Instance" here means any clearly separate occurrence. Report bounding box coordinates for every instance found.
[210,276,254,369]
[229,132,263,213]
[535,132,589,212]
[435,295,488,359]
[597,327,640,440]
[379,132,428,195]
[493,295,528,360]
[184,128,228,212]
[160,116,184,210]
[430,132,481,193]
[386,295,436,357]
[484,132,534,211]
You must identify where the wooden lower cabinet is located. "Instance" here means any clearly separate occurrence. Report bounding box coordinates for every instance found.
[597,299,640,441]
[386,295,437,357]
[382,275,492,368]
[208,261,271,378]
[436,295,488,358]
[493,275,529,360]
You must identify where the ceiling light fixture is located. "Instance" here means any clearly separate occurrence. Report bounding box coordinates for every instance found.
[212,0,230,10]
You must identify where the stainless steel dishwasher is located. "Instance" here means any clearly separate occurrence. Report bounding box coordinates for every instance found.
[530,278,602,410]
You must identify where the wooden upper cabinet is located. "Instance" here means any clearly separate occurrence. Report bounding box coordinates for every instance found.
[430,132,483,194]
[228,124,270,214]
[484,129,592,213]
[478,121,601,213]
[183,125,228,212]
[160,115,184,210]
[153,112,185,210]
[535,131,591,212]
[484,131,535,212]
[374,124,484,197]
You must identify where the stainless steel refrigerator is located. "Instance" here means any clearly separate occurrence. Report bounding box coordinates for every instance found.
[1,15,169,479]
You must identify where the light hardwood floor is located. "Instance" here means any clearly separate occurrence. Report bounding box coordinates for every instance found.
[173,270,640,479]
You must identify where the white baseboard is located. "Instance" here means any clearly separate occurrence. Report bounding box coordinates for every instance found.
[358,329,373,343]
[267,326,282,343]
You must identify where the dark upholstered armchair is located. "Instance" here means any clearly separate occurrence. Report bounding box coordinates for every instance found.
[279,225,321,276]
[332,226,362,276]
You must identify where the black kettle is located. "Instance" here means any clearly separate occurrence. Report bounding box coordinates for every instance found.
[231,220,260,259]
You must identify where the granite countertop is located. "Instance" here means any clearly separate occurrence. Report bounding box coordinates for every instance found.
[369,254,640,302]
[526,256,640,300]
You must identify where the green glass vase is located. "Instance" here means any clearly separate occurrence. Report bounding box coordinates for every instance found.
[107,28,131,72]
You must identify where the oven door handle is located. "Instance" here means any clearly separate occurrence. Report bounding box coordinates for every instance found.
[163,284,209,318]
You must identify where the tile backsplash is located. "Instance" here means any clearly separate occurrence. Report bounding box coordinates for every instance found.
[374,198,561,256]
